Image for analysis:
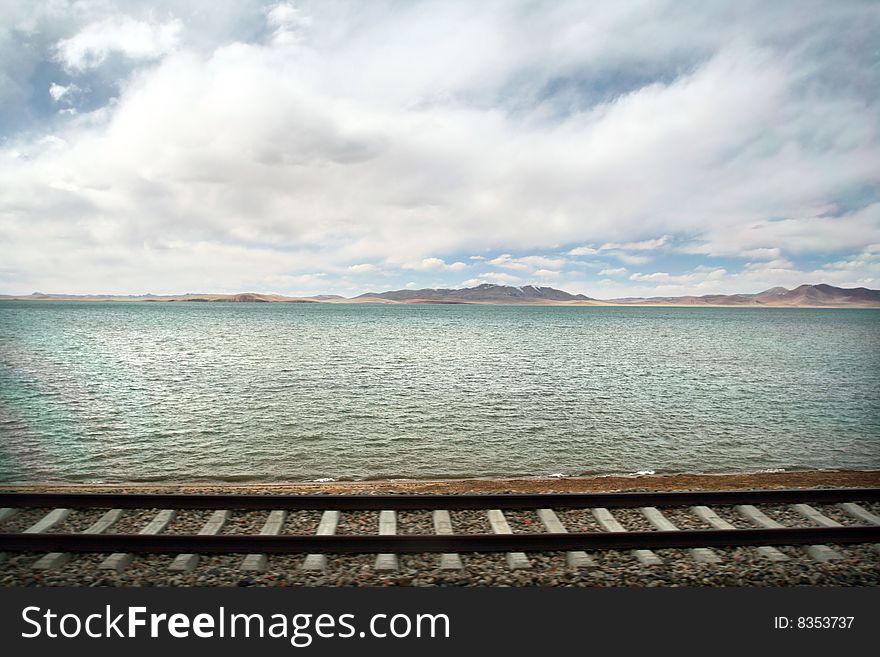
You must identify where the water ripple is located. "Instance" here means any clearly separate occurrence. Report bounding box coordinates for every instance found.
[0,302,878,482]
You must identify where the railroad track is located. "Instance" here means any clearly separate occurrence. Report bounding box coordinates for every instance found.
[1,488,878,573]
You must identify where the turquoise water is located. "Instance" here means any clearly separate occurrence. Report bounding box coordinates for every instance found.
[0,301,878,483]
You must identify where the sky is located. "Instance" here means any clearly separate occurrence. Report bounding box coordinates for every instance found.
[0,0,879,298]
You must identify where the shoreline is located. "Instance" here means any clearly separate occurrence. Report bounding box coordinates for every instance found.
[2,298,878,308]
[3,469,878,495]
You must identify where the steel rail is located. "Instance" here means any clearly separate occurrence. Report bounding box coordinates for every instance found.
[1,488,878,511]
[1,526,878,554]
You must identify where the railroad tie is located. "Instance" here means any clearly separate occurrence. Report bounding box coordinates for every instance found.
[486,510,530,570]
[839,502,880,526]
[641,507,720,564]
[0,507,19,563]
[690,506,787,561]
[839,503,880,555]
[302,510,340,571]
[793,503,880,556]
[24,508,71,534]
[536,509,595,568]
[14,509,70,561]
[4,507,67,561]
[791,503,843,529]
[99,509,177,572]
[15,508,72,565]
[0,508,19,524]
[169,510,230,572]
[33,509,124,570]
[241,510,287,572]
[736,505,841,562]
[591,508,662,565]
[374,510,398,571]
[433,510,464,570]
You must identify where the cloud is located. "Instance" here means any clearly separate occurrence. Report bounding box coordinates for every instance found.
[1,1,878,296]
[462,272,522,286]
[402,258,467,271]
[568,237,667,264]
[681,205,880,258]
[744,257,794,271]
[566,245,599,256]
[48,83,81,103]
[55,16,182,71]
[487,254,528,270]
[347,263,379,274]
[488,253,567,270]
[741,247,784,260]
[629,268,727,285]
[600,236,669,251]
[598,267,627,276]
[607,252,651,265]
[265,2,312,46]
[263,272,325,288]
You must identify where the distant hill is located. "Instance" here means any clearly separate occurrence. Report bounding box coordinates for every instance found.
[178,293,318,303]
[3,283,878,306]
[0,292,319,303]
[355,283,596,304]
[612,284,880,307]
[758,284,880,306]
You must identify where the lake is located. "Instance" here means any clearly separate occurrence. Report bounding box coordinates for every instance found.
[0,301,878,483]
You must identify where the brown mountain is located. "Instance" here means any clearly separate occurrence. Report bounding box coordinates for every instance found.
[355,283,595,304]
[612,284,880,307]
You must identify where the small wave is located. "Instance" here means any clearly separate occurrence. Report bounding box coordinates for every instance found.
[313,477,335,483]
[757,468,786,473]
[630,469,656,476]
[547,472,567,479]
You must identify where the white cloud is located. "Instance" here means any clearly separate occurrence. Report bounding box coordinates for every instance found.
[347,263,379,273]
[55,16,182,71]
[609,252,651,265]
[402,258,467,271]
[518,255,567,269]
[600,235,669,251]
[744,257,794,271]
[48,82,80,103]
[566,245,599,256]
[487,254,528,270]
[533,268,561,278]
[263,272,325,289]
[36,135,67,150]
[1,2,878,296]
[488,253,567,270]
[598,267,627,276]
[741,247,784,260]
[265,2,312,46]
[569,238,666,265]
[629,268,727,285]
[462,272,521,286]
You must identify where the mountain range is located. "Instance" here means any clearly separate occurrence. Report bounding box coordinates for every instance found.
[609,283,880,307]
[355,283,593,303]
[2,283,879,307]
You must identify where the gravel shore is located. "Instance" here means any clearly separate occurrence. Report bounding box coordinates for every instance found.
[1,472,878,587]
[4,468,878,496]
